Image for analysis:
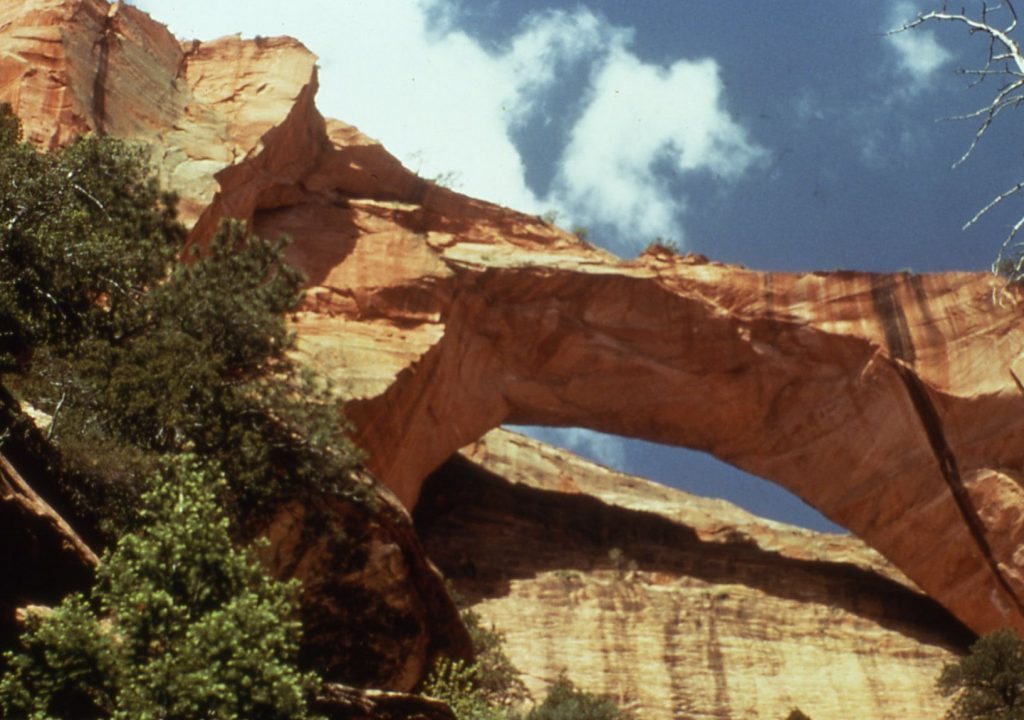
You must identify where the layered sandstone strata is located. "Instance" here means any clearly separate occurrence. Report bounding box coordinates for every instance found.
[0,0,319,223]
[416,429,967,720]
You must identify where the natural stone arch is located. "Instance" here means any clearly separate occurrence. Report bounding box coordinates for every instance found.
[332,250,1024,640]
[8,0,1012,642]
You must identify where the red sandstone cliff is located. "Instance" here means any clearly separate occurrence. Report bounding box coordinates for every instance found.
[170,27,1024,646]
[418,428,967,719]
[1,0,1021,712]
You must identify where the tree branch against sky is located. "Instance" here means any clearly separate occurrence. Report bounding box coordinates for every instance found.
[892,1,1024,282]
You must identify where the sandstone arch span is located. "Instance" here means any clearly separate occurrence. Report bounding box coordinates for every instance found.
[4,0,1023,641]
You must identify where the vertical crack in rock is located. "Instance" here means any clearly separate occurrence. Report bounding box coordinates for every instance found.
[893,361,1024,616]
[763,272,776,320]
[870,276,916,365]
[92,6,116,134]
[662,603,692,718]
[706,608,730,717]
[1010,368,1024,398]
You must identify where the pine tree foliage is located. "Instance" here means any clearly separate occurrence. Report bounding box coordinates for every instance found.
[0,103,181,370]
[0,105,362,530]
[0,459,323,720]
[938,629,1024,720]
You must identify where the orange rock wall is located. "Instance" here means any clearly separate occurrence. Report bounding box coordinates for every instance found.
[416,429,966,720]
[4,0,1024,648]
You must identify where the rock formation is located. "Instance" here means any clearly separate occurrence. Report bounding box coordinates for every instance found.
[0,0,318,224]
[418,428,969,720]
[256,473,471,690]
[171,31,1024,647]
[0,387,97,650]
[3,0,1024,713]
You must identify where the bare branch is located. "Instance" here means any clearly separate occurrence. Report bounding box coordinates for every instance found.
[70,182,111,222]
[895,6,1024,76]
[995,213,1024,277]
[963,180,1024,229]
[947,78,1024,166]
[896,1,1024,281]
[46,390,66,441]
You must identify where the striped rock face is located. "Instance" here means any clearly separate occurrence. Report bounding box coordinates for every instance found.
[415,428,969,720]
[4,0,1024,711]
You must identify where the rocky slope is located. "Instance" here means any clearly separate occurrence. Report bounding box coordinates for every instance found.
[1,0,1021,715]
[419,429,969,720]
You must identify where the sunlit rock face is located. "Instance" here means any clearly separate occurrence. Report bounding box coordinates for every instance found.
[0,0,318,224]
[206,73,1024,646]
[416,429,968,720]
[4,0,1024,687]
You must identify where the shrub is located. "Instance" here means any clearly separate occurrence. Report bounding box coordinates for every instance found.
[421,603,527,719]
[0,458,323,720]
[525,672,632,720]
[423,658,508,720]
[938,629,1024,720]
[642,236,680,255]
[423,606,633,720]
[460,607,528,707]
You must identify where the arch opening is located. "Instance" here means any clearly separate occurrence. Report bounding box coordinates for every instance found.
[505,425,846,534]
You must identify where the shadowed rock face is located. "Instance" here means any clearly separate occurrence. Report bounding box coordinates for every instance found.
[0,388,98,650]
[4,0,1024,656]
[416,429,970,720]
[255,476,472,691]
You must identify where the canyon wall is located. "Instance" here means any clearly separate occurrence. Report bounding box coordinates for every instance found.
[419,429,967,720]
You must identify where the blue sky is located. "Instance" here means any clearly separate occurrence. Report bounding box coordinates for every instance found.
[133,0,1024,532]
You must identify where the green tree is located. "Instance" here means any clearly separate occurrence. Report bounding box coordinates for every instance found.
[423,658,508,720]
[938,629,1024,720]
[0,103,181,370]
[524,672,632,720]
[421,605,526,720]
[422,607,633,720]
[0,458,323,720]
[0,105,361,530]
[460,607,528,708]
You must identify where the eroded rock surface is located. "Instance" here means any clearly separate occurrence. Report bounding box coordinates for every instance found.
[278,158,1024,641]
[416,429,967,720]
[3,0,1024,683]
[0,0,319,224]
[256,474,471,691]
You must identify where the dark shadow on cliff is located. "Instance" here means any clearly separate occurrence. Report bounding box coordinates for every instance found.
[253,202,360,289]
[413,453,974,653]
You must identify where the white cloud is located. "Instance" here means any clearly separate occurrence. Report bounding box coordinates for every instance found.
[130,1,764,254]
[885,2,953,91]
[503,9,614,129]
[509,426,627,469]
[552,48,765,251]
